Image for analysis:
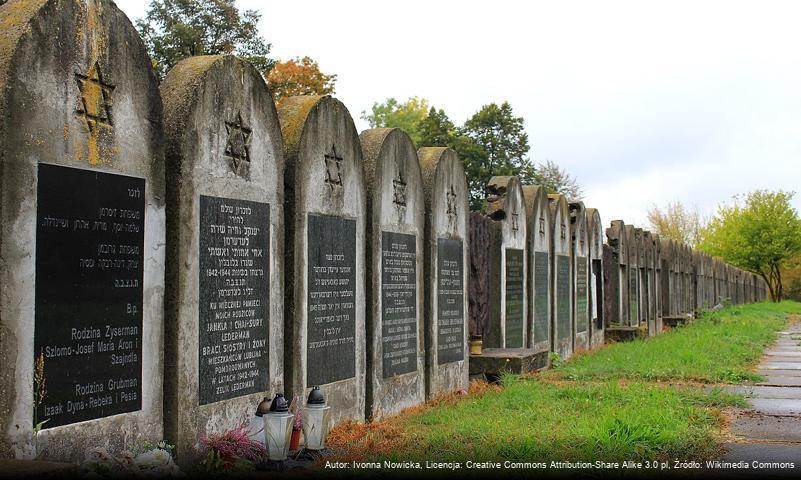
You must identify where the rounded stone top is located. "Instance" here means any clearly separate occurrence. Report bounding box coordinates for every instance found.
[548,194,570,254]
[607,220,628,264]
[160,55,283,182]
[358,127,423,228]
[585,208,603,257]
[1,0,162,174]
[522,185,551,251]
[569,201,588,255]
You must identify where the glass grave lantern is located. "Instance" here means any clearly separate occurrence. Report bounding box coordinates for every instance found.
[256,393,294,461]
[301,386,332,451]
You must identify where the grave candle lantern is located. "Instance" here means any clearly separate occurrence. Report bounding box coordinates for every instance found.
[301,386,332,451]
[256,394,294,461]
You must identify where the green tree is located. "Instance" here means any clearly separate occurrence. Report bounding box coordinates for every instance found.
[136,0,272,80]
[460,102,536,210]
[533,160,584,201]
[361,97,429,146]
[698,190,801,302]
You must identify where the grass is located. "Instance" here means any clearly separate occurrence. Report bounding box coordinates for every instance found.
[327,301,801,464]
[552,301,801,384]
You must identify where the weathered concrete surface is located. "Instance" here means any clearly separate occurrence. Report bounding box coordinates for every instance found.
[419,147,470,400]
[548,194,573,360]
[468,348,548,378]
[521,185,551,355]
[717,386,801,399]
[278,96,366,424]
[569,201,590,352]
[485,176,527,349]
[360,128,425,420]
[585,208,604,349]
[0,0,164,461]
[604,326,647,342]
[161,55,285,465]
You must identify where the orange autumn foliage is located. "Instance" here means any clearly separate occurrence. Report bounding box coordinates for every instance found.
[265,56,337,103]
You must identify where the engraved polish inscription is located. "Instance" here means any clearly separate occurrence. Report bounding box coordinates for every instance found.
[307,214,356,385]
[381,231,417,377]
[198,196,269,405]
[504,248,525,348]
[34,164,144,428]
[437,238,464,364]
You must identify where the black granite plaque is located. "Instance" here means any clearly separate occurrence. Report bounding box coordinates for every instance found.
[504,248,525,348]
[307,214,356,385]
[198,196,270,405]
[34,164,144,429]
[575,256,588,333]
[533,251,549,344]
[437,238,464,364]
[556,255,571,342]
[629,267,638,325]
[381,231,417,377]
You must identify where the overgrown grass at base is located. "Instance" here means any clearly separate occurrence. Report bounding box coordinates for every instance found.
[553,301,800,384]
[327,301,801,464]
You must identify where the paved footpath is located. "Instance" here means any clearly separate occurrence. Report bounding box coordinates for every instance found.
[716,322,801,476]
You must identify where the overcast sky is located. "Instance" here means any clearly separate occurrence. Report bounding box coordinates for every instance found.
[117,0,801,228]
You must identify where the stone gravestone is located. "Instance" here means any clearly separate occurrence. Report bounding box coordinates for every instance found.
[644,231,658,336]
[485,176,527,349]
[359,128,424,420]
[585,208,604,349]
[278,96,366,423]
[418,147,469,399]
[660,238,674,319]
[522,185,552,357]
[603,221,629,327]
[652,234,663,333]
[624,225,640,327]
[468,212,492,343]
[160,56,284,463]
[548,194,573,359]
[569,202,590,351]
[0,0,164,461]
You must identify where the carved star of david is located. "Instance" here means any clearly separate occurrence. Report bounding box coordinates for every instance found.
[560,223,567,240]
[224,111,252,177]
[539,217,546,236]
[324,144,343,190]
[75,62,115,132]
[446,185,458,221]
[392,167,407,207]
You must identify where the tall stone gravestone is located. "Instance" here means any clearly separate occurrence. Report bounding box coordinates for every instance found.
[419,147,469,399]
[0,0,164,460]
[660,238,674,319]
[604,221,629,327]
[548,194,573,359]
[160,56,284,463]
[652,234,663,333]
[624,225,640,327]
[522,185,552,356]
[642,231,656,336]
[485,177,527,349]
[278,96,366,423]
[359,128,424,420]
[586,208,604,348]
[569,202,590,351]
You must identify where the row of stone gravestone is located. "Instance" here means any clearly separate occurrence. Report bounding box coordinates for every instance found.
[0,0,769,467]
[603,220,769,335]
[0,0,470,465]
[468,178,606,364]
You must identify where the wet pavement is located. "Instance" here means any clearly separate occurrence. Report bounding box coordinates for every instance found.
[715,323,801,475]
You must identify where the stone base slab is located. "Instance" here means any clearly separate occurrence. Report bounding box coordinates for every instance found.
[604,325,647,342]
[468,348,549,380]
